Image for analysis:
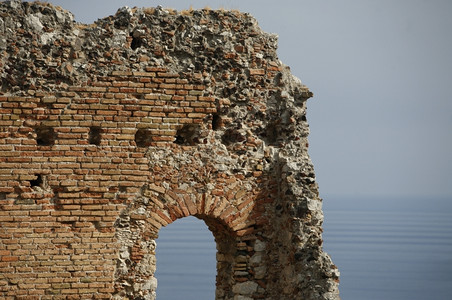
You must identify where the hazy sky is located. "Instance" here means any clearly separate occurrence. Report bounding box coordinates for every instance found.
[44,0,452,200]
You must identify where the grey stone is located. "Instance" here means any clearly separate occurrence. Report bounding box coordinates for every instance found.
[232,281,258,295]
[26,14,43,32]
[254,239,266,252]
[254,266,267,279]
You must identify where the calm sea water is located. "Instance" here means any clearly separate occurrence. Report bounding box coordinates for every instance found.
[156,217,217,300]
[155,197,452,300]
[322,196,452,300]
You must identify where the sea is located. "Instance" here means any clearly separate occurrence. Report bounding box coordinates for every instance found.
[155,196,452,300]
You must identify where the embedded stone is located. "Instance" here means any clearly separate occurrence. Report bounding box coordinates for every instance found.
[232,281,258,295]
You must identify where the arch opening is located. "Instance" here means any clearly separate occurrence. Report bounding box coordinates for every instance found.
[113,191,245,299]
[155,216,216,299]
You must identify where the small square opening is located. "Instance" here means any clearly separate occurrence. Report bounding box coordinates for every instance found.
[89,126,102,145]
[135,129,153,147]
[35,126,55,146]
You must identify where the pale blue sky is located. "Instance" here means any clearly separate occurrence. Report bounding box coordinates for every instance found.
[46,0,452,201]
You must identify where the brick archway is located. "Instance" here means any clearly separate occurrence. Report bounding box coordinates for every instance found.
[113,178,259,299]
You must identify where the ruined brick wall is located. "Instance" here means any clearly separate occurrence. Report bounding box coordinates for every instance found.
[0,1,340,299]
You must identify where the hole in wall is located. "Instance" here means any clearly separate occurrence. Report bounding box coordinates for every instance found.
[135,129,153,147]
[35,126,55,146]
[0,193,6,200]
[60,220,76,227]
[174,124,200,145]
[92,221,102,231]
[212,114,222,131]
[155,216,216,299]
[130,33,144,50]
[264,122,278,145]
[221,128,245,146]
[30,174,43,188]
[274,72,283,86]
[130,37,141,50]
[89,126,101,145]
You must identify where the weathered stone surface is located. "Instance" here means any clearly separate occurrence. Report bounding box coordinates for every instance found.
[232,281,259,295]
[0,1,339,299]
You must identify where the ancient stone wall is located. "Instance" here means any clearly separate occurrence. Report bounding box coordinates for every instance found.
[0,1,340,299]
